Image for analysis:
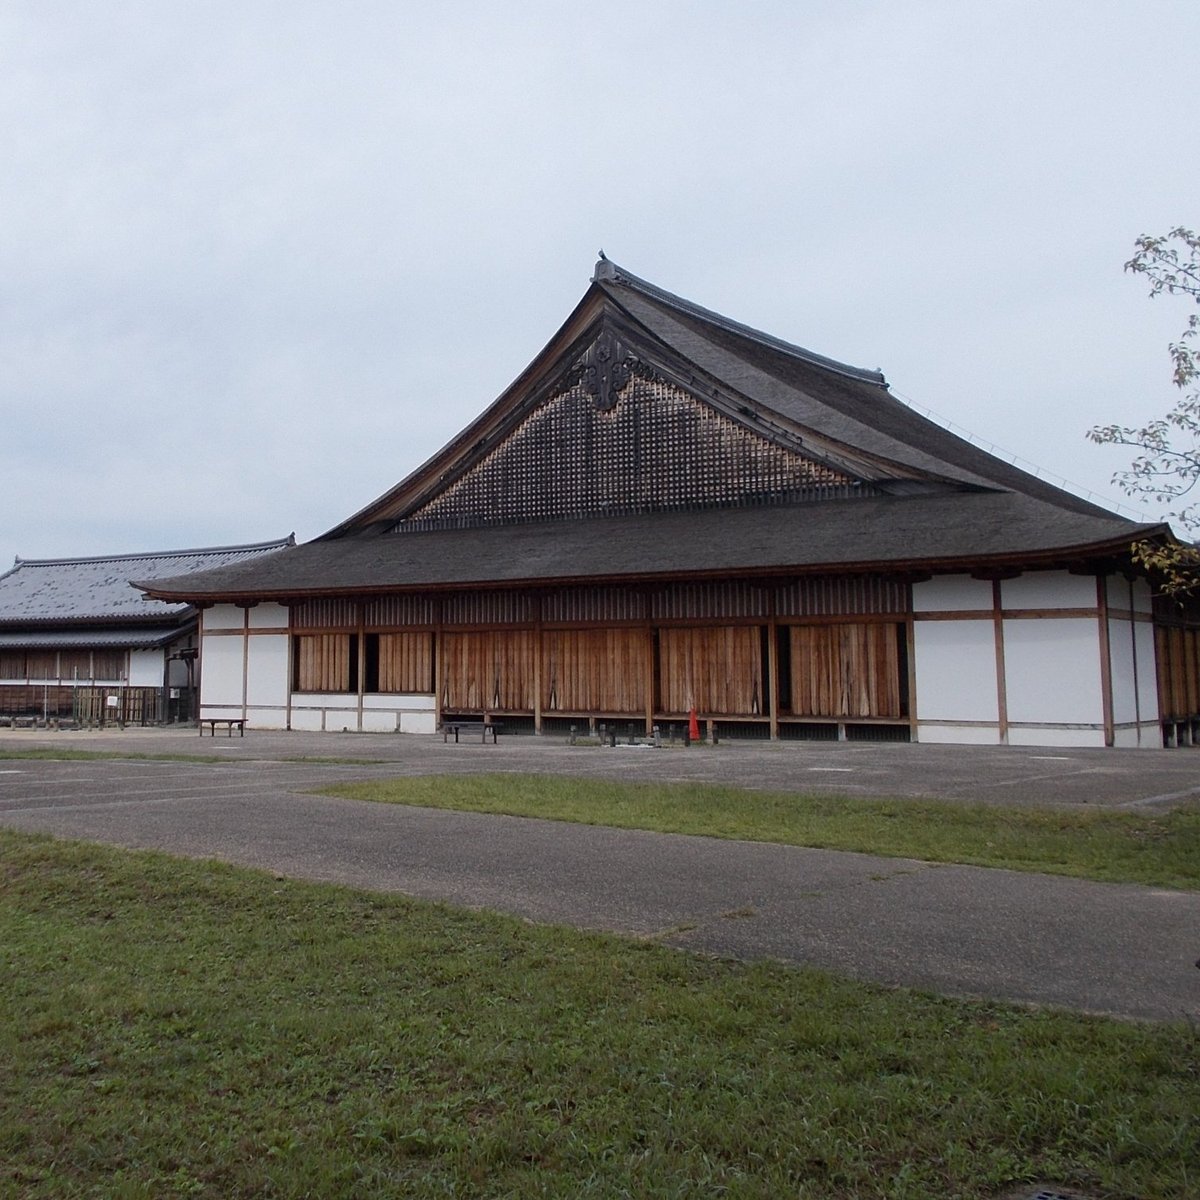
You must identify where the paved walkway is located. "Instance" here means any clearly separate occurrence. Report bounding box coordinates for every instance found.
[0,732,1197,1022]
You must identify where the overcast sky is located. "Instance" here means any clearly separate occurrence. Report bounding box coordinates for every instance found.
[2,1,1198,571]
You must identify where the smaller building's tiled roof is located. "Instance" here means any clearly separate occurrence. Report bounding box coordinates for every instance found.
[0,625,193,650]
[0,537,294,625]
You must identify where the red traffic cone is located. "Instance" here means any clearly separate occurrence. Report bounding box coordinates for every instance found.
[688,707,701,743]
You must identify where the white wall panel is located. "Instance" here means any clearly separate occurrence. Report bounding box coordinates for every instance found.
[245,708,288,729]
[912,576,992,612]
[1002,618,1102,725]
[916,723,999,745]
[246,635,289,708]
[1107,576,1154,614]
[1001,572,1095,611]
[363,693,435,711]
[1108,617,1139,725]
[248,603,289,629]
[401,711,437,734]
[127,649,162,687]
[1008,726,1105,748]
[1134,621,1159,721]
[362,711,400,733]
[203,605,245,631]
[200,636,244,707]
[913,620,998,721]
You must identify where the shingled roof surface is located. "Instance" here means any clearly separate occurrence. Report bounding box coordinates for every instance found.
[140,494,1159,601]
[0,537,294,624]
[139,260,1162,602]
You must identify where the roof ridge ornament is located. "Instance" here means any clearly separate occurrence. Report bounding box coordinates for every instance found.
[592,250,619,283]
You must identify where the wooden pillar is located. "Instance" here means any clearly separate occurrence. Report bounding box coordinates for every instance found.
[992,581,1008,744]
[239,604,250,724]
[1097,575,1115,747]
[356,601,366,733]
[905,612,918,739]
[767,612,780,741]
[434,597,444,729]
[283,607,294,731]
[533,594,543,735]
[644,624,655,736]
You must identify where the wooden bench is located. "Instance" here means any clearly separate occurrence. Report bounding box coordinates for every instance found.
[199,718,245,738]
[440,720,499,744]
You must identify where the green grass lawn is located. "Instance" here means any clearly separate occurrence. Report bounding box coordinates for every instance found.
[1,830,1196,1199]
[323,773,1200,891]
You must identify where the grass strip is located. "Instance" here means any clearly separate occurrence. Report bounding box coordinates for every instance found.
[1,829,1196,1199]
[324,773,1200,890]
[0,747,230,764]
[0,748,390,766]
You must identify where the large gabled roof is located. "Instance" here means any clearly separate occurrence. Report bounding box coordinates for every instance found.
[0,537,294,625]
[140,260,1164,604]
[319,256,1120,538]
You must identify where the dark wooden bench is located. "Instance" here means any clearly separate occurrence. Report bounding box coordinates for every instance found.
[199,718,245,738]
[440,720,499,744]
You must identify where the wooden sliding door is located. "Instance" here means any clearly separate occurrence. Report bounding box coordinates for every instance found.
[542,628,646,713]
[789,623,901,718]
[659,626,762,715]
[442,630,536,712]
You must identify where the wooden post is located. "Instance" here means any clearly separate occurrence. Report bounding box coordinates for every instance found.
[284,604,294,731]
[533,593,544,735]
[1097,575,1115,747]
[767,613,780,740]
[356,601,366,733]
[644,622,655,736]
[905,612,918,740]
[992,581,1008,744]
[433,598,444,730]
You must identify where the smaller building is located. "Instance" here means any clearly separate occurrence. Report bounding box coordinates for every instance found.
[0,538,293,725]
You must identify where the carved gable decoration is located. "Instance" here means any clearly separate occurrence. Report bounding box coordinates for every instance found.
[395,330,861,532]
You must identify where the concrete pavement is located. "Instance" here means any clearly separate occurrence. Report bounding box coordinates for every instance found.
[0,733,1197,1022]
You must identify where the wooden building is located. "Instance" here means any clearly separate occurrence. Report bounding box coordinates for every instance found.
[143,258,1198,747]
[0,538,292,725]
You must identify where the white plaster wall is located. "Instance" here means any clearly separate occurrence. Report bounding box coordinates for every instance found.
[203,604,245,631]
[1131,578,1154,614]
[362,710,399,733]
[363,693,435,711]
[915,723,999,745]
[1001,571,1095,611]
[1108,576,1155,614]
[1135,621,1159,721]
[246,635,289,708]
[127,649,163,687]
[1113,723,1162,748]
[248,603,289,629]
[913,620,998,721]
[912,576,992,612]
[1002,618,1102,725]
[1108,617,1139,726]
[1008,726,1106,748]
[200,636,244,707]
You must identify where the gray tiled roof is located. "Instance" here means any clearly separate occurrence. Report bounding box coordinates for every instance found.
[0,626,192,649]
[141,494,1160,601]
[0,537,294,624]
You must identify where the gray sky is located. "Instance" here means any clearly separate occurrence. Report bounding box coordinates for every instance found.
[2,1,1197,571]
